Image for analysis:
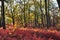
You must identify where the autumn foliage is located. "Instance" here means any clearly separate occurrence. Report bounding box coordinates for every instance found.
[0,27,59,40]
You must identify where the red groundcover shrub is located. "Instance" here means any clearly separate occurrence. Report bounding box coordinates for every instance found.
[0,28,60,40]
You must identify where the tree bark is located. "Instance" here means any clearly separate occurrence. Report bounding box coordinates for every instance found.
[57,0,60,8]
[1,0,6,29]
[45,0,51,28]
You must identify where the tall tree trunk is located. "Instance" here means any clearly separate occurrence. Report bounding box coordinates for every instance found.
[45,0,51,28]
[1,0,6,29]
[47,0,51,27]
[40,0,44,27]
[57,0,60,8]
[24,1,27,27]
[34,0,37,27]
[28,0,31,27]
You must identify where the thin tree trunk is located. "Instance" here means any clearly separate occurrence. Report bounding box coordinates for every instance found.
[24,1,27,27]
[45,0,51,28]
[47,0,51,27]
[40,0,44,27]
[0,17,2,27]
[34,0,37,27]
[28,0,31,27]
[11,10,14,26]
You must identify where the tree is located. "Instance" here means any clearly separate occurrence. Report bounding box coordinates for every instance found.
[1,0,6,29]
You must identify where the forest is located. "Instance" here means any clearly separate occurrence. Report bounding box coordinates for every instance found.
[0,0,60,40]
[0,0,60,28]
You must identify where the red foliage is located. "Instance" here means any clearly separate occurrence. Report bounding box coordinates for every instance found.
[0,28,59,40]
